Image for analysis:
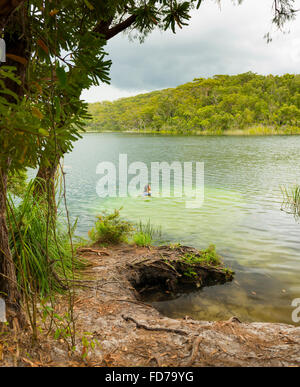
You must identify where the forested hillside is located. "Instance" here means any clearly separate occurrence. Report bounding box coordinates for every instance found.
[87,72,300,134]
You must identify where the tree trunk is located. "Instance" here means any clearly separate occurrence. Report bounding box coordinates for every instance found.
[0,167,25,327]
[33,161,58,215]
[0,5,29,327]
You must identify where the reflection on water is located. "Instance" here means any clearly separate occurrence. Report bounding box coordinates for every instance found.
[64,133,300,324]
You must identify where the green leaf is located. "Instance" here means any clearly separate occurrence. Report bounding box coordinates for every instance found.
[54,329,61,340]
[56,66,67,88]
[38,128,49,136]
[84,0,94,10]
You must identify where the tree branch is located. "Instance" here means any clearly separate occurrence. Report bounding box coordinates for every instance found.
[0,0,26,29]
[95,14,137,41]
[0,0,25,17]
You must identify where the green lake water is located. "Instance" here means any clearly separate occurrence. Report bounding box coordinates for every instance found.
[64,133,300,324]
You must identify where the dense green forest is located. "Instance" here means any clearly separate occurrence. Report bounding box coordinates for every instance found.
[87,72,300,134]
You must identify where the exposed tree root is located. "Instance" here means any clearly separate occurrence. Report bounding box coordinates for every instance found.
[122,315,189,336]
[186,336,203,366]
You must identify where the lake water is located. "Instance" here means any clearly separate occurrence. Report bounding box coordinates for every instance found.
[64,133,300,324]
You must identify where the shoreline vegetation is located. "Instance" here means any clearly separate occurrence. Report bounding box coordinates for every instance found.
[86,72,300,136]
[83,126,300,136]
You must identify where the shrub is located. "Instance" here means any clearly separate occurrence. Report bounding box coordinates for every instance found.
[88,208,133,244]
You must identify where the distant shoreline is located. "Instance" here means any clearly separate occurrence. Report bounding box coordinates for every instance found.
[82,128,300,136]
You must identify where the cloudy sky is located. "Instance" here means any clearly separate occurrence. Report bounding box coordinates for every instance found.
[81,0,300,103]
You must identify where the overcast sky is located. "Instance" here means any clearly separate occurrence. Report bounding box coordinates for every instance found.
[81,0,300,103]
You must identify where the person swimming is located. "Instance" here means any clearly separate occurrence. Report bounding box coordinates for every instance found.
[143,184,151,197]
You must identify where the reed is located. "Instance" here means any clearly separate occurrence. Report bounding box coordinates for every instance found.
[136,219,162,240]
[133,232,153,247]
[281,184,300,219]
[132,220,162,246]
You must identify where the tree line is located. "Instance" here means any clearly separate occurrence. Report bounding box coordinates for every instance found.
[87,72,300,134]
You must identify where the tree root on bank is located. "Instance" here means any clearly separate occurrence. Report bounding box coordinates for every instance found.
[186,336,203,366]
[122,315,189,336]
[126,245,234,300]
[77,247,110,256]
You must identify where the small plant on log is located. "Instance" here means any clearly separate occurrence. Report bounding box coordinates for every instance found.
[181,244,222,267]
[170,242,182,249]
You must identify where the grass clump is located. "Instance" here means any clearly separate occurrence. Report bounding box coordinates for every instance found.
[181,245,234,280]
[133,232,152,247]
[88,208,133,245]
[181,244,222,267]
[8,182,85,295]
[132,220,162,247]
[136,220,162,240]
[170,242,182,249]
